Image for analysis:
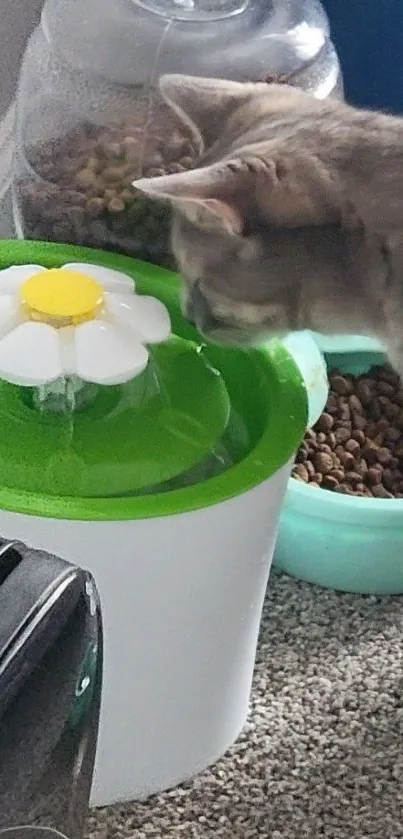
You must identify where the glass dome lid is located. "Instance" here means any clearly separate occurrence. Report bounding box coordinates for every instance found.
[133,0,249,22]
[41,0,329,82]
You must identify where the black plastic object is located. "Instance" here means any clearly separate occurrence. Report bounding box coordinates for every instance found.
[0,539,103,839]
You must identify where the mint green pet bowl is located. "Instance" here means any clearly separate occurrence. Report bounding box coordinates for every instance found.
[274,338,403,595]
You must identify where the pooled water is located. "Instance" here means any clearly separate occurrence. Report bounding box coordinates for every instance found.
[137,406,252,495]
[7,343,252,498]
[32,376,98,415]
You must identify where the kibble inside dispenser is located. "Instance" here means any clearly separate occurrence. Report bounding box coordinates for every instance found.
[11,0,341,264]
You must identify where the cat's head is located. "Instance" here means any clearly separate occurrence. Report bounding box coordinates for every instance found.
[133,74,348,343]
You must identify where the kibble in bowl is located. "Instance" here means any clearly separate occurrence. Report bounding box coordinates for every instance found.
[274,346,403,595]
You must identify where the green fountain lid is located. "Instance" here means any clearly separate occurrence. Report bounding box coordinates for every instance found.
[0,247,230,497]
[0,240,312,522]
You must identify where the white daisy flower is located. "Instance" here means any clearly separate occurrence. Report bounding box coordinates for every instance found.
[0,262,171,386]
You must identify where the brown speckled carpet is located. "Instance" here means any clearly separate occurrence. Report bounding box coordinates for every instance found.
[87,570,403,839]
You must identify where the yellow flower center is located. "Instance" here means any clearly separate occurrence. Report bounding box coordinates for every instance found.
[20,269,104,326]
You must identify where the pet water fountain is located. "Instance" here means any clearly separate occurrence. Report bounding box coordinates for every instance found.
[0,238,328,806]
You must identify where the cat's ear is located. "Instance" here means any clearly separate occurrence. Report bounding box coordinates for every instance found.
[133,148,343,233]
[245,143,345,226]
[133,162,245,235]
[159,74,266,151]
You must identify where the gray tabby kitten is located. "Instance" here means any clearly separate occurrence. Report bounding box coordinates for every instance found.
[133,75,403,373]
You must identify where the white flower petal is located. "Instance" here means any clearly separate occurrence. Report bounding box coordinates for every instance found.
[63,263,135,295]
[0,296,19,338]
[0,322,62,386]
[59,326,77,376]
[0,265,46,295]
[75,320,149,385]
[105,293,171,344]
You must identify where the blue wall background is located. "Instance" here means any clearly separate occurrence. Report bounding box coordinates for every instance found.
[323,0,403,112]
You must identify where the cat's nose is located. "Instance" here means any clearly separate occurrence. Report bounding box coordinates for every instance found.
[186,281,220,333]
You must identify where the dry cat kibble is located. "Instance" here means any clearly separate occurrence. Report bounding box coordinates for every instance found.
[16,113,198,267]
[292,365,403,498]
[15,76,298,265]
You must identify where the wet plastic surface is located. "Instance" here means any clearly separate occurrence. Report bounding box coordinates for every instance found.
[0,337,235,498]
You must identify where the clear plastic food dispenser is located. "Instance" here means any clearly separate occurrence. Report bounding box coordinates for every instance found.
[0,240,328,806]
[11,0,341,265]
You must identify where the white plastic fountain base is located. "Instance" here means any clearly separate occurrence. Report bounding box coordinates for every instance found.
[0,468,289,805]
[0,245,328,806]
